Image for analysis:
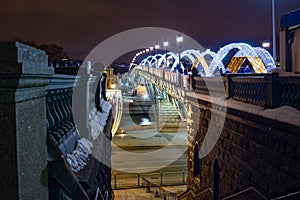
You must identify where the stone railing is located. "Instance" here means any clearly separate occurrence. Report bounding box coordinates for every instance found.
[0,41,114,200]
[46,75,78,149]
[47,71,114,200]
[137,66,189,89]
[136,66,300,110]
[278,76,300,110]
[222,187,268,200]
[230,75,267,106]
[193,76,226,98]
[177,188,213,200]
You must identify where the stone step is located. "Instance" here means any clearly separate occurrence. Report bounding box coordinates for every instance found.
[159,114,179,117]
[159,119,182,122]
[159,123,187,128]
[158,127,187,133]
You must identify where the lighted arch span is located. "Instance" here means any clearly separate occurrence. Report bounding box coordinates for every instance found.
[193,50,217,76]
[253,47,276,71]
[140,55,152,66]
[151,54,163,64]
[209,43,266,75]
[235,47,276,72]
[180,49,213,76]
[155,51,179,69]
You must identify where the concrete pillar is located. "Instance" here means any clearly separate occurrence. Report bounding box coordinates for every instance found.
[0,41,53,199]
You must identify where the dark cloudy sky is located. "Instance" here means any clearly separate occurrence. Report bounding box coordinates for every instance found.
[1,0,300,60]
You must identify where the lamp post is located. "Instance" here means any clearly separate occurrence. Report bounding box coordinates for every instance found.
[176,34,183,72]
[163,40,168,68]
[272,0,276,62]
[155,45,160,68]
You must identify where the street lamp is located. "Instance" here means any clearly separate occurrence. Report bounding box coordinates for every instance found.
[163,40,168,68]
[262,42,271,48]
[176,34,183,71]
[272,0,276,62]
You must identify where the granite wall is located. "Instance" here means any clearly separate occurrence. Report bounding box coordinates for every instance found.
[0,41,53,199]
[185,95,300,199]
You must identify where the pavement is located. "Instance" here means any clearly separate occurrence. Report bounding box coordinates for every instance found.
[111,127,188,199]
[113,185,187,200]
[112,128,187,148]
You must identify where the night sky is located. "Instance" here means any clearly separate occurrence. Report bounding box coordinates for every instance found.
[1,0,300,61]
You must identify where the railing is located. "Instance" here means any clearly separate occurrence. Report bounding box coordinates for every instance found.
[194,76,226,98]
[46,74,79,152]
[231,76,266,106]
[46,74,90,200]
[177,188,213,200]
[112,170,188,189]
[135,66,300,110]
[279,76,300,109]
[142,177,177,200]
[106,89,123,137]
[222,187,268,200]
[272,190,300,199]
[47,71,114,200]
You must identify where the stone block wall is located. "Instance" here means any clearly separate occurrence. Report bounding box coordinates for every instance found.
[0,41,52,199]
[186,96,300,199]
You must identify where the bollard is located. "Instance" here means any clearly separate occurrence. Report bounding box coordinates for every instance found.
[155,188,160,197]
[160,170,163,186]
[138,174,140,186]
[146,182,151,193]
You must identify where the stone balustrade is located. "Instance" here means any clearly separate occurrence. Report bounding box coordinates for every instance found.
[136,66,300,110]
[0,41,113,200]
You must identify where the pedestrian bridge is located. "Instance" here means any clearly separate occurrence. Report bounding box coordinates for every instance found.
[128,57,300,199]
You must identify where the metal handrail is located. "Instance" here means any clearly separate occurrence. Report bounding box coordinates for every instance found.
[272,191,300,200]
[222,187,268,200]
[177,188,213,199]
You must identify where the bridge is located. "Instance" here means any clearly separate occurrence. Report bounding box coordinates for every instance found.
[121,40,299,199]
[1,9,300,200]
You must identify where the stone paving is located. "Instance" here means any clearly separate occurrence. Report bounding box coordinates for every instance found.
[112,128,187,147]
[113,185,187,200]
[111,127,188,199]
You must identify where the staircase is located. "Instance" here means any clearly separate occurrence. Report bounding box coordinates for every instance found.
[158,99,187,133]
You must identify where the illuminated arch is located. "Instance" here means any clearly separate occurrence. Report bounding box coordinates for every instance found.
[209,43,258,75]
[156,51,178,69]
[180,49,214,76]
[149,54,163,67]
[140,55,153,66]
[193,50,217,76]
[253,47,276,72]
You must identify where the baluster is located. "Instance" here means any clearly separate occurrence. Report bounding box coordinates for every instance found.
[239,80,244,101]
[59,89,73,132]
[252,80,257,104]
[65,89,75,127]
[285,81,292,106]
[246,78,252,103]
[252,80,258,104]
[49,91,65,143]
[244,80,249,102]
[280,80,287,105]
[247,80,251,102]
[289,79,296,106]
[258,80,263,105]
[46,92,58,140]
[235,79,241,101]
[294,78,300,109]
[56,90,69,134]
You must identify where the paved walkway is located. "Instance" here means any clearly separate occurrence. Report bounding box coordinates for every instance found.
[112,128,187,147]
[113,185,187,200]
[112,111,188,199]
